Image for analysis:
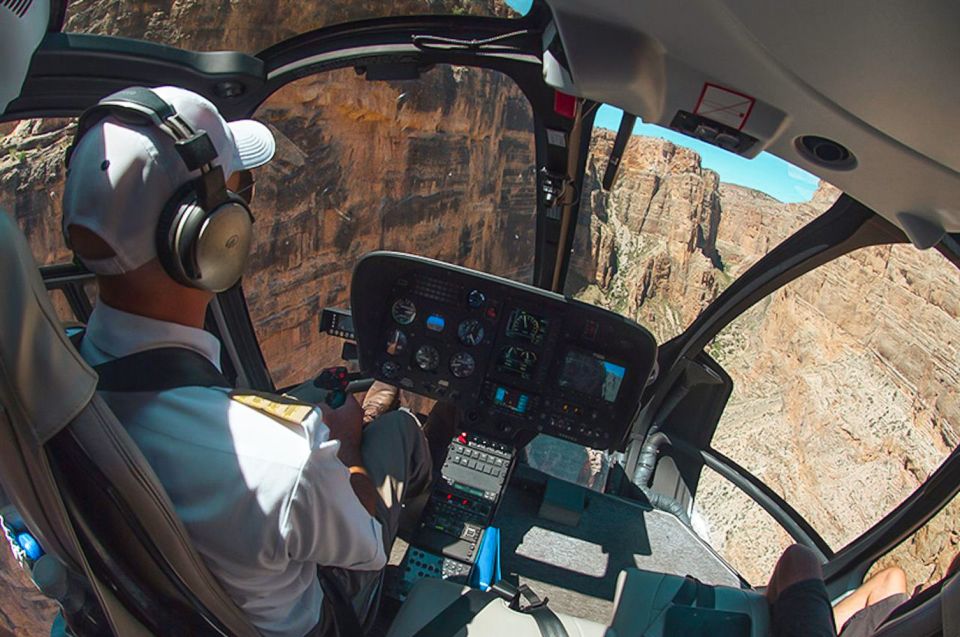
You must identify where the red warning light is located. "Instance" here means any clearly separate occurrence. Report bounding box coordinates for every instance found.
[554,91,577,119]
[462,499,468,506]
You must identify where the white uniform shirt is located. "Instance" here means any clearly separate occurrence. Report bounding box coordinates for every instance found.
[80,302,386,637]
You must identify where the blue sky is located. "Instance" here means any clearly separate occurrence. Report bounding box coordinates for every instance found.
[594,107,819,204]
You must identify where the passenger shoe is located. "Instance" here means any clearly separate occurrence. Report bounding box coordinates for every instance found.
[361,381,401,425]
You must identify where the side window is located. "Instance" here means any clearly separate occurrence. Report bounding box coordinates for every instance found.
[695,243,960,583]
[1,118,75,266]
[565,107,840,344]
[1,118,91,325]
[694,466,793,584]
[246,66,537,388]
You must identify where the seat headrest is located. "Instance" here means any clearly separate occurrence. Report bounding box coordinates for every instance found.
[0,211,97,445]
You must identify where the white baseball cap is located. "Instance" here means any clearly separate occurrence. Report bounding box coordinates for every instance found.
[62,86,276,275]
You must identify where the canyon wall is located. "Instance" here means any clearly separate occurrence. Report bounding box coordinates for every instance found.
[244,66,536,386]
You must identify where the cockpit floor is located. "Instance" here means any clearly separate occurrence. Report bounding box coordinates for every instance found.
[492,482,741,624]
[381,474,741,630]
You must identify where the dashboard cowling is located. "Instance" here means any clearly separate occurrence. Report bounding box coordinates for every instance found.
[350,252,658,450]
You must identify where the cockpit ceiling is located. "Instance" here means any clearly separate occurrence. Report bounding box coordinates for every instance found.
[544,0,960,238]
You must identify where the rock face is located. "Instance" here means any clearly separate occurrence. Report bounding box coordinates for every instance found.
[244,66,536,386]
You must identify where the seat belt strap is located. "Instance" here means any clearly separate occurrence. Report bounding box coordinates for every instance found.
[942,573,959,637]
[93,348,230,392]
[528,605,571,637]
[492,580,570,637]
[68,329,230,392]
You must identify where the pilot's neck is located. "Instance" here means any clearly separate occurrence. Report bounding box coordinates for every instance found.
[95,271,213,329]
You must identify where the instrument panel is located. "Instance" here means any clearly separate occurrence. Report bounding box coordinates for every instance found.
[350,253,658,449]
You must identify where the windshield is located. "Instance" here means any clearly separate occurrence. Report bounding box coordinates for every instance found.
[565,105,840,344]
[245,65,536,388]
[64,0,531,54]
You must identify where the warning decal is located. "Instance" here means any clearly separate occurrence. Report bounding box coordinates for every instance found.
[694,83,755,130]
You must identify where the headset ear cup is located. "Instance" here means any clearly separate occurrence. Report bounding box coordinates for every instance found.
[156,182,200,288]
[192,193,254,293]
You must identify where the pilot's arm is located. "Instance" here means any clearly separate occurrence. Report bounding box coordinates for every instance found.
[281,407,387,571]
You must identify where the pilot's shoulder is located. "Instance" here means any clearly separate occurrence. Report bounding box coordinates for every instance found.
[229,390,315,433]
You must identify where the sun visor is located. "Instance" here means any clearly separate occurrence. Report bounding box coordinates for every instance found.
[0,211,97,445]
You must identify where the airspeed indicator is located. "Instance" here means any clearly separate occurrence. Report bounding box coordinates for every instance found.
[391,298,417,325]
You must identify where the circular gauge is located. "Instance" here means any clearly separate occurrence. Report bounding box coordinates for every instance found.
[385,329,407,356]
[381,360,401,379]
[457,319,485,347]
[414,345,440,371]
[467,289,486,309]
[391,298,417,325]
[449,352,476,378]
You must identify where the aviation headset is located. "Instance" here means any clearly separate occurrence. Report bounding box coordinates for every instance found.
[65,86,254,293]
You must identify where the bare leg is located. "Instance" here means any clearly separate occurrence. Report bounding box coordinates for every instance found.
[832,567,907,631]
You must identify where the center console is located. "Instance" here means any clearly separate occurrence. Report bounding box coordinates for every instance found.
[391,431,516,598]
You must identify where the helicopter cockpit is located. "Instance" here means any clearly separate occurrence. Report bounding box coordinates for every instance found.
[1,0,959,636]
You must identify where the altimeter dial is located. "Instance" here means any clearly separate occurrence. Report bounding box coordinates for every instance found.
[457,319,485,347]
[449,352,476,378]
[414,345,440,371]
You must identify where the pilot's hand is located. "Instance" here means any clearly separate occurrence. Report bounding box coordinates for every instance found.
[318,394,364,464]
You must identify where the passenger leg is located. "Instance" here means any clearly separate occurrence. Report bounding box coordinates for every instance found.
[832,567,908,634]
[767,545,837,637]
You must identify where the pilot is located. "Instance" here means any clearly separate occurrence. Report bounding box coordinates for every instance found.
[61,85,432,636]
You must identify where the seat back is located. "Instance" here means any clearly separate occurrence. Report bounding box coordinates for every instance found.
[0,211,258,636]
[872,572,958,637]
[607,568,769,637]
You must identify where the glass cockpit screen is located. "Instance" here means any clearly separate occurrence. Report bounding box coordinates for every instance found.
[558,350,627,403]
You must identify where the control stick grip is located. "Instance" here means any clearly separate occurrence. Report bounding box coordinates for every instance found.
[313,366,350,408]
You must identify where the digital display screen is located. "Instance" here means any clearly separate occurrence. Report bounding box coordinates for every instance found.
[505,309,548,345]
[558,350,627,403]
[426,314,445,332]
[335,314,354,333]
[496,345,538,379]
[493,386,530,414]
